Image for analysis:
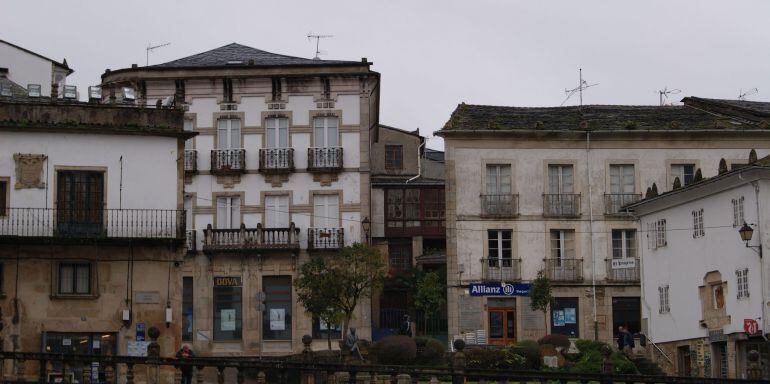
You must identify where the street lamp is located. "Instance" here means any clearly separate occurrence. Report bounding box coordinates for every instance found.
[361,217,371,244]
[739,222,762,257]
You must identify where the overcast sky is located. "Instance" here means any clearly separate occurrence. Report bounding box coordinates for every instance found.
[4,0,769,149]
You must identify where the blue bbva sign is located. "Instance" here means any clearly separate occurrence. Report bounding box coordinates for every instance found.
[469,282,531,297]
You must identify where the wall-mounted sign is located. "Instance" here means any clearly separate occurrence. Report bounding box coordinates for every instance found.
[469,283,531,297]
[708,329,726,343]
[214,276,242,287]
[134,291,161,304]
[744,319,759,335]
[611,258,636,270]
[127,341,150,357]
[136,322,146,341]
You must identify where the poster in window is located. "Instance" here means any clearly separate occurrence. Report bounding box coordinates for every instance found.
[564,308,576,324]
[220,309,236,331]
[270,308,286,331]
[552,310,565,327]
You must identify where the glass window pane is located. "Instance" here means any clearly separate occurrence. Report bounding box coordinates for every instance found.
[60,265,73,294]
[327,118,338,147]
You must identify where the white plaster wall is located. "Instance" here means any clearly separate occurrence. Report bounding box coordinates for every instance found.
[337,94,360,126]
[241,96,267,127]
[287,95,315,126]
[640,183,763,343]
[0,42,55,96]
[0,131,178,210]
[189,97,218,128]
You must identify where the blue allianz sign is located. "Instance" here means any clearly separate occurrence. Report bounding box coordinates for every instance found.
[469,283,531,297]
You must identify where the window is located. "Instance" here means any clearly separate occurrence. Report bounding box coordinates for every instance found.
[736,268,749,300]
[487,230,513,267]
[216,118,241,150]
[59,263,91,295]
[0,179,7,216]
[265,117,289,149]
[263,276,292,340]
[486,165,512,195]
[670,164,695,188]
[653,219,667,248]
[385,187,444,234]
[692,209,704,238]
[56,171,105,236]
[732,197,745,227]
[609,164,635,194]
[548,165,574,194]
[388,242,412,271]
[658,285,670,314]
[182,277,193,341]
[313,317,341,340]
[213,278,242,340]
[265,195,289,228]
[550,230,575,265]
[313,117,338,147]
[612,229,636,259]
[313,194,339,229]
[385,145,403,170]
[216,196,240,229]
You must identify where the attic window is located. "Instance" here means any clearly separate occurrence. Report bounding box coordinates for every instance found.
[226,60,244,65]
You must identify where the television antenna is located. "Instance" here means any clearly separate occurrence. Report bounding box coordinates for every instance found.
[658,86,681,106]
[561,68,598,106]
[307,33,333,60]
[146,42,171,66]
[738,88,759,101]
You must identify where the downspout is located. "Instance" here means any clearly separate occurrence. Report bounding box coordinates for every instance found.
[585,131,598,340]
[406,141,425,184]
[750,179,768,340]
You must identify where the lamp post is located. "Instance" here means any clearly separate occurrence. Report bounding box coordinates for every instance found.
[739,222,762,258]
[361,217,371,245]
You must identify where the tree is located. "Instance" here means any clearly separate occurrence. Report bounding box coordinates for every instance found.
[413,270,447,334]
[294,243,388,348]
[530,270,554,333]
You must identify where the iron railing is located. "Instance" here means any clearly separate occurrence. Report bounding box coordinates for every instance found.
[544,258,583,282]
[308,147,343,171]
[184,149,197,173]
[308,227,344,250]
[604,193,641,215]
[185,229,196,253]
[0,208,185,240]
[259,148,294,173]
[543,193,581,217]
[481,258,522,281]
[202,223,299,252]
[606,258,640,282]
[210,149,246,174]
[480,194,519,217]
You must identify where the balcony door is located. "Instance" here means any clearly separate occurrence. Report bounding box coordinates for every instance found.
[609,165,634,194]
[550,229,576,280]
[265,195,289,228]
[217,119,241,150]
[56,171,104,237]
[216,197,240,229]
[313,194,340,248]
[485,165,511,215]
[313,117,338,147]
[548,165,573,194]
[266,118,289,149]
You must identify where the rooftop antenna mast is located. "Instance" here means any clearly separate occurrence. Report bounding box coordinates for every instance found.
[658,86,681,106]
[307,33,333,60]
[738,88,759,101]
[146,42,171,66]
[561,68,598,106]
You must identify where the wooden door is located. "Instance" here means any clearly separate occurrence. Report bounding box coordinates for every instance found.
[56,171,104,236]
[488,308,516,345]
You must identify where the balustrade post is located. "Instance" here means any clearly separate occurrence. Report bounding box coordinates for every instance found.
[83,362,92,384]
[126,363,134,384]
[325,370,337,384]
[355,371,371,384]
[37,357,47,384]
[429,377,440,384]
[217,365,225,384]
[395,374,411,384]
[237,367,245,384]
[257,223,264,245]
[256,370,266,384]
[205,224,213,246]
[451,339,467,384]
[196,365,205,384]
[174,366,182,384]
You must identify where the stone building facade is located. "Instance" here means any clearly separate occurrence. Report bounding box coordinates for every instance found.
[101,43,380,355]
[437,97,770,348]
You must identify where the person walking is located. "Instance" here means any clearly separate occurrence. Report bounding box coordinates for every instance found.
[176,344,195,384]
[399,314,412,337]
[623,326,636,355]
[616,325,626,351]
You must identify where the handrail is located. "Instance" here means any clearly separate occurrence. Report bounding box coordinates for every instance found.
[639,332,674,365]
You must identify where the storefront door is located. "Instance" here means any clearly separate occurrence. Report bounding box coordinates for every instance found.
[488,308,516,345]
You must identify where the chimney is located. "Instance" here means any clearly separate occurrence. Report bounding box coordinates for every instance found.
[50,83,59,100]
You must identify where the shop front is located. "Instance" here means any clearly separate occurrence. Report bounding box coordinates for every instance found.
[42,331,118,383]
[469,282,530,346]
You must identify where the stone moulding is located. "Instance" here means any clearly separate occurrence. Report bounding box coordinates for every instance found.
[13,153,47,189]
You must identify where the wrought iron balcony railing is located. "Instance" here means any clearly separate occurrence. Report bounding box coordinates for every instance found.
[543,194,581,217]
[184,150,197,174]
[308,227,344,250]
[0,208,185,240]
[481,258,522,281]
[480,194,519,217]
[544,258,583,282]
[606,258,640,282]
[202,223,299,252]
[211,149,246,174]
[308,147,343,172]
[604,193,641,215]
[259,148,294,173]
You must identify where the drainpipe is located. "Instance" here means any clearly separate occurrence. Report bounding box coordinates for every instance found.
[406,141,425,184]
[586,132,598,340]
[751,180,768,340]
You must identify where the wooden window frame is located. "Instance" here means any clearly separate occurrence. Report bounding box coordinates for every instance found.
[385,145,403,170]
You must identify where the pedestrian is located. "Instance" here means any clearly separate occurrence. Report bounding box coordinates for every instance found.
[399,314,412,337]
[623,326,636,355]
[616,325,625,350]
[345,327,364,361]
[176,344,195,384]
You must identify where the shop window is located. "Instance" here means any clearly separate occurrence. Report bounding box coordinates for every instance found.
[213,276,242,340]
[312,317,341,340]
[263,276,292,340]
[182,277,194,341]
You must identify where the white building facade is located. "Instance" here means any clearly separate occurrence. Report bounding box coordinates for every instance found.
[0,39,73,98]
[101,43,380,355]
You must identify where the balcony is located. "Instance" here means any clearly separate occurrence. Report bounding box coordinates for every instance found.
[308,228,344,250]
[604,193,641,215]
[211,149,246,174]
[544,258,583,282]
[259,148,294,174]
[186,229,196,253]
[543,194,581,217]
[482,258,522,281]
[606,258,640,282]
[0,208,185,243]
[480,194,519,217]
[202,223,299,252]
[184,150,197,174]
[308,147,343,172]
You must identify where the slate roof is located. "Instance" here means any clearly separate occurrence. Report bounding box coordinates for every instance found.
[439,103,762,133]
[683,97,770,116]
[151,43,365,69]
[425,148,445,162]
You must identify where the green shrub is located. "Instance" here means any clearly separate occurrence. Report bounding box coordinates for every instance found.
[570,349,602,373]
[574,339,610,355]
[510,340,541,369]
[538,334,571,349]
[465,347,526,370]
[611,352,639,374]
[370,335,416,365]
[414,337,446,366]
